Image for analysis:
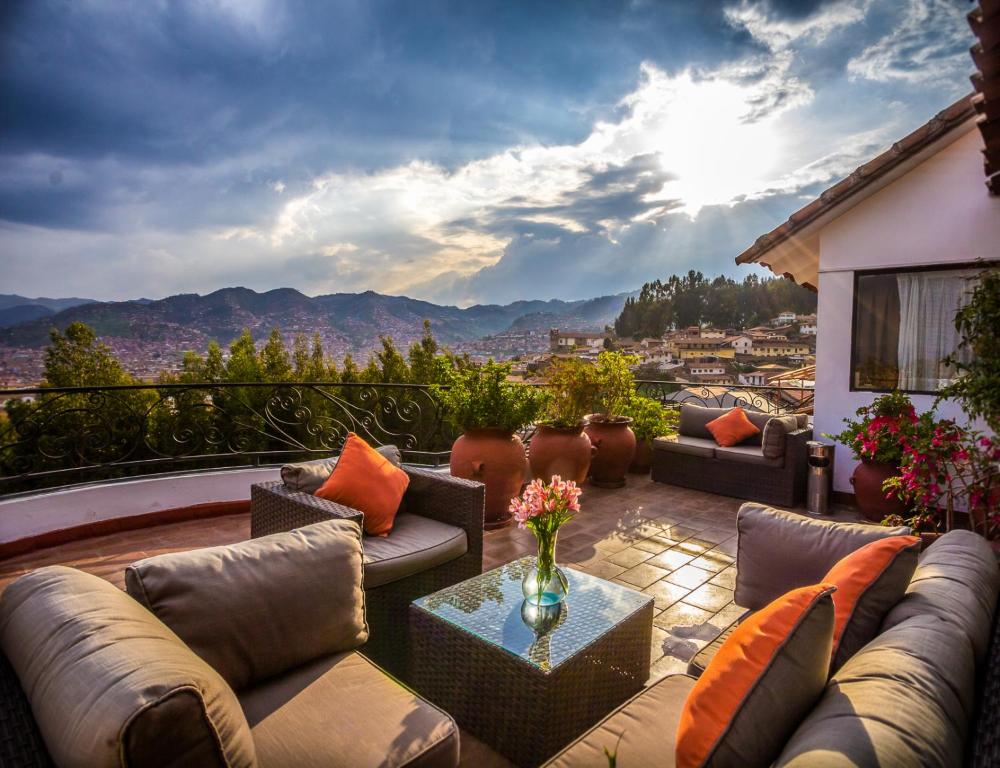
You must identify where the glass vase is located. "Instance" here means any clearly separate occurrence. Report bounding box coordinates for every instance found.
[522,527,569,606]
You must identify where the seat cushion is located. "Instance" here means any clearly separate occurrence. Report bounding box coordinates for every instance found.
[735,503,911,611]
[363,513,468,589]
[282,444,401,493]
[653,435,717,458]
[881,529,1000,666]
[686,618,741,678]
[676,584,836,768]
[544,674,696,768]
[239,651,459,768]
[775,615,975,767]
[317,433,410,536]
[705,407,761,447]
[823,535,921,672]
[0,566,255,768]
[714,444,783,467]
[127,518,368,691]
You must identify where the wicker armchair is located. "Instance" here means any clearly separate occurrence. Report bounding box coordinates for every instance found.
[250,466,485,677]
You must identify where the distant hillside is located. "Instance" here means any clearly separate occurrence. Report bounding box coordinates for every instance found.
[0,287,630,349]
[0,295,96,327]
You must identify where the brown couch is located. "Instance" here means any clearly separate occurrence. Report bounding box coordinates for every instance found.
[544,504,1000,767]
[0,519,460,768]
[651,403,812,506]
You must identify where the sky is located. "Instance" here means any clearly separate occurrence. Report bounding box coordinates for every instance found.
[0,0,975,306]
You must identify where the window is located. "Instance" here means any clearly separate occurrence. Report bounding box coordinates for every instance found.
[851,265,986,393]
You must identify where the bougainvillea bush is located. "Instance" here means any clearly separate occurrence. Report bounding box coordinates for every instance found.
[828,391,919,464]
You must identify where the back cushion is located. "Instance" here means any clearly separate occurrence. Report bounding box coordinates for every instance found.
[775,615,975,767]
[881,529,1000,666]
[126,519,368,691]
[679,404,731,439]
[761,415,799,459]
[0,566,255,768]
[736,503,911,610]
[281,444,402,493]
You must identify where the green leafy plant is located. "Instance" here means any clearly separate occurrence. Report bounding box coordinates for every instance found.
[937,265,1000,433]
[594,351,638,420]
[624,396,678,443]
[434,361,549,433]
[541,358,599,428]
[825,391,918,464]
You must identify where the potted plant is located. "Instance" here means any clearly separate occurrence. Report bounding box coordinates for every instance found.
[509,476,582,606]
[529,358,599,484]
[827,391,916,521]
[436,361,549,528]
[625,396,678,474]
[585,351,639,488]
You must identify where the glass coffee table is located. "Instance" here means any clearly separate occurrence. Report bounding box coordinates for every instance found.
[409,557,654,767]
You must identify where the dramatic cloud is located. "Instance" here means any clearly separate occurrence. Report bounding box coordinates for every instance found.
[0,0,975,305]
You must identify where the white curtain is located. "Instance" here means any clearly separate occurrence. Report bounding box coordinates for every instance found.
[896,270,976,391]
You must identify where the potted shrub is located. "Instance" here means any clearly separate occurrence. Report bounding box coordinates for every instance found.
[436,361,548,528]
[625,396,678,474]
[585,351,638,488]
[529,358,599,484]
[827,391,916,521]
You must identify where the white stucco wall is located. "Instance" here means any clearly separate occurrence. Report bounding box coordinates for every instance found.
[813,126,1000,492]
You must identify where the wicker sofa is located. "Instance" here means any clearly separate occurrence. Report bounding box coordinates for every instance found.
[545,504,1000,767]
[0,519,461,768]
[651,403,812,507]
[250,464,485,676]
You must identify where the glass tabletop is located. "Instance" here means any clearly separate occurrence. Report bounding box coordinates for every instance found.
[412,556,653,673]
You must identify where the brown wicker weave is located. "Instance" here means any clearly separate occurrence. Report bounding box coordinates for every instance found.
[971,591,1000,767]
[250,466,485,678]
[651,427,811,507]
[409,558,654,767]
[0,653,51,768]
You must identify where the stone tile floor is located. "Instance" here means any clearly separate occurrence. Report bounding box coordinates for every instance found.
[0,475,861,767]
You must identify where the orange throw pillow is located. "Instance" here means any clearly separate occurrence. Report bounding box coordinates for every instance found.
[315,433,409,536]
[704,407,760,447]
[676,584,836,768]
[823,535,920,671]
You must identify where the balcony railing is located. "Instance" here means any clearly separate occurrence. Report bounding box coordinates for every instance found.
[0,379,812,495]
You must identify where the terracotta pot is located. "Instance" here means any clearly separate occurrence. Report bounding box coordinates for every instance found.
[584,416,637,489]
[629,440,653,474]
[850,460,907,522]
[450,428,527,529]
[529,423,594,485]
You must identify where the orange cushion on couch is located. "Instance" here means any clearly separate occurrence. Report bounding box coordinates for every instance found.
[676,584,836,768]
[315,433,409,536]
[704,407,761,447]
[823,534,921,671]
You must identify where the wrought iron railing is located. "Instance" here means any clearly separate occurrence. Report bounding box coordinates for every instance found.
[0,379,813,495]
[0,382,457,494]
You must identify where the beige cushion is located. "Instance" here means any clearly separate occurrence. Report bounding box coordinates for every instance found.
[735,503,910,610]
[126,519,368,692]
[653,435,717,458]
[363,513,468,589]
[881,529,1000,666]
[240,650,459,768]
[679,403,771,446]
[776,615,975,767]
[543,674,695,768]
[0,566,255,768]
[281,444,402,493]
[714,444,782,467]
[761,415,799,459]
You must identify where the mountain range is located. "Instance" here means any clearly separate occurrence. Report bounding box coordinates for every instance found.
[0,295,97,328]
[0,287,630,350]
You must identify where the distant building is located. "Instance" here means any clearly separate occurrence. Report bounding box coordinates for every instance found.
[752,340,812,358]
[730,335,753,355]
[548,329,611,352]
[774,311,797,325]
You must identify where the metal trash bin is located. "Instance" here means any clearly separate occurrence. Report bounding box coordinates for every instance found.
[806,441,834,516]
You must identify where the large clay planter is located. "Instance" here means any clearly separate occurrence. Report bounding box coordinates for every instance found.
[529,423,594,485]
[584,416,636,489]
[629,440,653,474]
[450,428,527,529]
[850,460,907,522]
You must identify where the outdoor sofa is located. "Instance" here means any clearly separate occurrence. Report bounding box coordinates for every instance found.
[250,452,485,676]
[651,402,812,506]
[545,503,1000,767]
[0,518,460,767]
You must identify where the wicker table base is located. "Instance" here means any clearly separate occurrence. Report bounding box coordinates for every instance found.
[409,557,653,767]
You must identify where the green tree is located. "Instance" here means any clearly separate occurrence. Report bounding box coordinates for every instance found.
[259,328,291,382]
[42,322,132,387]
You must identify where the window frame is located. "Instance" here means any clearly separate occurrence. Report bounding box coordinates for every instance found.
[848,261,996,395]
